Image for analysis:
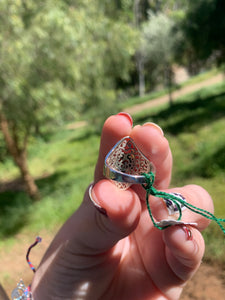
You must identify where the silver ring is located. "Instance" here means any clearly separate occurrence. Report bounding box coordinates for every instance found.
[89,184,107,215]
[89,184,102,209]
[104,136,155,189]
[104,165,147,184]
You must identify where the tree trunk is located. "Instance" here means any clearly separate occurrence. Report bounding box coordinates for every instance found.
[137,54,145,96]
[16,150,40,200]
[134,0,146,96]
[0,112,40,200]
[164,65,173,106]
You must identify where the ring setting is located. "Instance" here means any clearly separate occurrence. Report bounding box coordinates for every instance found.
[104,136,155,189]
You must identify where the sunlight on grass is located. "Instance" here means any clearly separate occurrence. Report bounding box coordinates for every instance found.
[26,129,99,233]
[0,127,99,241]
[0,160,20,181]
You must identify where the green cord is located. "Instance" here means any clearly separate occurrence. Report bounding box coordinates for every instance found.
[142,172,225,234]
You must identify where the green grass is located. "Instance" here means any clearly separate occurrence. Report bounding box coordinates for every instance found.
[120,89,167,108]
[0,79,225,263]
[179,67,220,87]
[0,127,100,242]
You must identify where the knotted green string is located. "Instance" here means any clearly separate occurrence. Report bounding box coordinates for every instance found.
[142,172,225,234]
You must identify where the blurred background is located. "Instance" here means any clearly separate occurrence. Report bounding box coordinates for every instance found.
[0,0,224,299]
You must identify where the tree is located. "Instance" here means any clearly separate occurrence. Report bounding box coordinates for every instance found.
[134,0,146,96]
[0,0,42,200]
[181,0,225,68]
[140,13,182,104]
[94,0,147,97]
[0,0,137,199]
[0,0,83,199]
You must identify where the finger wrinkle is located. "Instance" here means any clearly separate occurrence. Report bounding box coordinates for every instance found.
[165,248,198,282]
[172,239,200,269]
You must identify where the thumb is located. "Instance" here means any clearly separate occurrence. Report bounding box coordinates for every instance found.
[31,181,141,296]
[163,225,205,282]
[81,179,141,252]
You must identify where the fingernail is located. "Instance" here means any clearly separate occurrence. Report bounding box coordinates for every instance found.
[181,225,193,241]
[143,122,164,136]
[117,112,133,126]
[163,193,186,216]
[89,185,108,216]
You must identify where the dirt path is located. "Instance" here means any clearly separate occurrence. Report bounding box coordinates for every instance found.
[124,73,224,115]
[182,263,225,300]
[65,73,224,130]
[0,230,56,299]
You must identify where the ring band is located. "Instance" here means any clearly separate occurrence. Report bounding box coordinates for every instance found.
[104,166,147,184]
[89,184,107,215]
[89,184,101,209]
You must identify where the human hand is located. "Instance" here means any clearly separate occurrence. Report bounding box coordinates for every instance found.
[32,113,213,300]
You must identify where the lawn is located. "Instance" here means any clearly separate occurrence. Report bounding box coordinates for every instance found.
[0,81,225,265]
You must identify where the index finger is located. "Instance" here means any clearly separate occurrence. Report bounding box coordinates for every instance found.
[94,113,133,182]
[130,123,173,200]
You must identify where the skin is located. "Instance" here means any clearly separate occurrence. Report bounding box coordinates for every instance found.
[32,113,214,300]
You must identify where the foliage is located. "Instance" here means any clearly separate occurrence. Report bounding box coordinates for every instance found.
[139,13,183,101]
[181,0,225,68]
[0,0,138,133]
[141,13,175,65]
[0,127,99,237]
[97,0,134,21]
[150,0,188,13]
[0,0,138,197]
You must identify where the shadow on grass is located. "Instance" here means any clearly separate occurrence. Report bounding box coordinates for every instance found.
[0,170,68,238]
[135,88,225,180]
[184,142,225,178]
[68,127,98,143]
[36,170,69,196]
[0,189,31,238]
[136,91,225,135]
